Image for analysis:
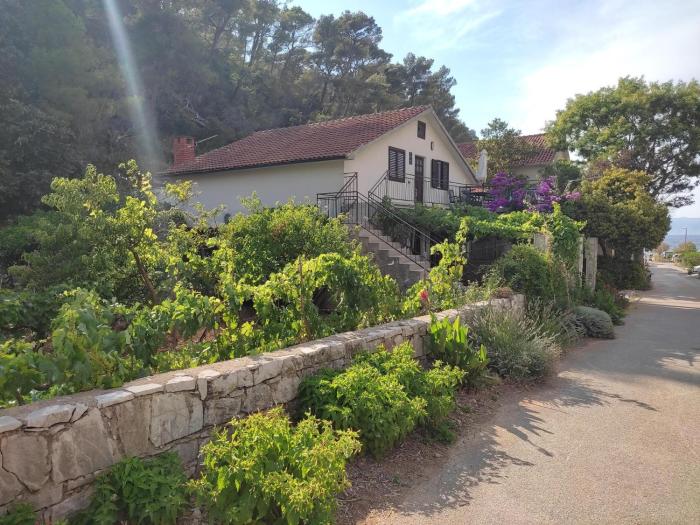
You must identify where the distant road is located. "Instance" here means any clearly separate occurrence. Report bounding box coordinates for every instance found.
[368,262,700,525]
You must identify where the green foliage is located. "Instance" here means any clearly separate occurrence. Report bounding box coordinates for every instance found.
[597,257,650,291]
[467,307,560,380]
[573,306,615,339]
[0,285,67,339]
[579,285,627,325]
[493,245,566,304]
[427,315,488,386]
[476,118,539,179]
[0,339,47,406]
[72,453,187,525]
[192,407,360,525]
[542,159,584,193]
[564,167,670,258]
[525,299,585,347]
[298,343,462,455]
[679,251,700,269]
[0,504,35,525]
[298,360,424,457]
[547,76,700,207]
[216,198,355,285]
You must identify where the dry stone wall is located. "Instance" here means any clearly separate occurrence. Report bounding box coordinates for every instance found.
[0,295,524,520]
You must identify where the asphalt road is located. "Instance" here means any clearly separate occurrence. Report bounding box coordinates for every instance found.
[370,263,700,525]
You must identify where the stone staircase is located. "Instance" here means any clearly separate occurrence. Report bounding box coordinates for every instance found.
[353,225,430,290]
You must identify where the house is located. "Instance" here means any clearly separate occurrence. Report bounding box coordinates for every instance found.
[457,133,569,182]
[162,106,478,220]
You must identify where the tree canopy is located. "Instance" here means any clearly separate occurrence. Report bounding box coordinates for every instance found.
[0,0,476,221]
[547,77,700,207]
[476,118,537,179]
[564,167,670,257]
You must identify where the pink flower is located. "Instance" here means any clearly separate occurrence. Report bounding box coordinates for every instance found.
[419,289,429,303]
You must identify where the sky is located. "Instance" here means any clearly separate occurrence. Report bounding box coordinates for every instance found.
[300,0,700,217]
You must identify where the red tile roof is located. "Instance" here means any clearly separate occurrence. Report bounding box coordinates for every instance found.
[457,133,561,167]
[165,106,430,175]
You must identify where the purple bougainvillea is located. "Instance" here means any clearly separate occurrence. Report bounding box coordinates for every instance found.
[487,173,580,213]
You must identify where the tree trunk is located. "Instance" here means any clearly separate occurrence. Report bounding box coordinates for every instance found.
[131,248,159,304]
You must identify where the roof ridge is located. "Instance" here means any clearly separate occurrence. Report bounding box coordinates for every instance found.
[252,105,430,135]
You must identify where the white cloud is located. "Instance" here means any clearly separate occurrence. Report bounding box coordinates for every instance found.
[394,0,502,52]
[508,1,700,133]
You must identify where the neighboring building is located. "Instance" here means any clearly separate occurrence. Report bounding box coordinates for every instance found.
[457,133,569,182]
[162,106,477,219]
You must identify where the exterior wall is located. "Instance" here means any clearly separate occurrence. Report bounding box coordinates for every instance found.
[514,151,570,183]
[344,113,477,196]
[0,296,524,520]
[164,160,345,221]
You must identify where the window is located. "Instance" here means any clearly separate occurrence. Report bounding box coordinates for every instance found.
[388,147,406,181]
[417,121,426,139]
[431,159,449,190]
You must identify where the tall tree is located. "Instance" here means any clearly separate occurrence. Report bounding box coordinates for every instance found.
[547,77,700,207]
[477,118,537,178]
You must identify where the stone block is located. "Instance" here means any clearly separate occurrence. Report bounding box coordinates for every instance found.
[150,393,203,447]
[204,396,243,426]
[1,432,50,491]
[71,403,88,422]
[125,383,164,397]
[171,439,199,465]
[165,376,196,392]
[271,373,300,405]
[197,370,220,400]
[110,397,152,457]
[47,486,93,521]
[25,481,62,509]
[241,383,273,413]
[252,357,284,384]
[0,451,22,505]
[211,367,253,396]
[52,409,118,483]
[95,390,134,408]
[0,417,21,434]
[25,404,76,428]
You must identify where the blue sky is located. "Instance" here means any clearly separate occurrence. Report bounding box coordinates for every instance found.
[300,0,700,217]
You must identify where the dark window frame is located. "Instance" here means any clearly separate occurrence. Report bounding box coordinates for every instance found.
[417,121,426,139]
[430,159,450,190]
[388,146,406,182]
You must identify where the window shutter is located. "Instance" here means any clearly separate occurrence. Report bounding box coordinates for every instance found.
[442,162,449,189]
[388,147,405,181]
[431,159,439,188]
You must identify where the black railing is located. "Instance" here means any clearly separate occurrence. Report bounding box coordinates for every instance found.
[368,172,493,207]
[317,174,439,271]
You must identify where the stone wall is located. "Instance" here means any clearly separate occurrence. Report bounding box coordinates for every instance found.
[0,295,524,520]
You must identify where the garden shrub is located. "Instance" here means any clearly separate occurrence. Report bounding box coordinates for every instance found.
[298,343,462,454]
[72,452,187,525]
[0,339,47,406]
[680,251,700,269]
[355,343,464,433]
[525,299,584,348]
[427,315,488,387]
[573,306,615,339]
[493,244,566,303]
[297,359,425,457]
[216,197,354,285]
[192,408,360,525]
[586,286,626,325]
[597,257,650,290]
[0,504,35,525]
[467,307,560,380]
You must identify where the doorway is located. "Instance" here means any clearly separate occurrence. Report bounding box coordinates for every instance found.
[414,155,424,204]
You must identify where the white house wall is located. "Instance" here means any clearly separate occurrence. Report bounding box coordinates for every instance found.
[344,113,477,195]
[170,160,344,221]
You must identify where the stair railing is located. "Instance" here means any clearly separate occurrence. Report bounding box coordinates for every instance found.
[318,173,440,272]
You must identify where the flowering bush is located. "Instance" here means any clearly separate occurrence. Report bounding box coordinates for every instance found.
[487,173,579,214]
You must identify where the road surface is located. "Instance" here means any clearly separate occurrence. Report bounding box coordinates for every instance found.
[370,263,700,524]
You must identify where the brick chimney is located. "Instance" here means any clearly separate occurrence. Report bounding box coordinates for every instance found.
[172,136,195,167]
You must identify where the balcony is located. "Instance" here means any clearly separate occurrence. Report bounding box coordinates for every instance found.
[368,172,492,208]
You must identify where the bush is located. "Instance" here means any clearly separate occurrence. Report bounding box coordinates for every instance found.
[427,315,488,386]
[585,286,626,325]
[493,244,566,303]
[0,504,35,525]
[680,251,700,269]
[355,343,464,434]
[297,355,426,457]
[573,306,615,339]
[192,408,360,524]
[73,453,187,525]
[526,299,585,347]
[597,257,650,290]
[217,197,355,285]
[467,307,560,380]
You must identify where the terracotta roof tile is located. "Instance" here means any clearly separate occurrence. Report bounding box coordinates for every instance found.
[457,133,560,167]
[165,106,430,175]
